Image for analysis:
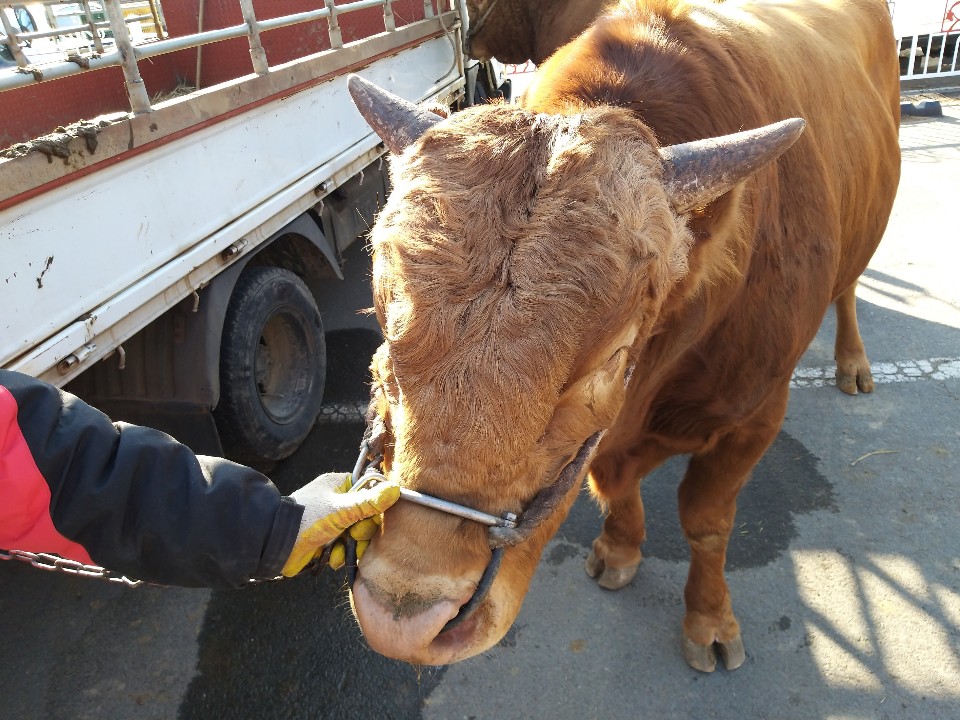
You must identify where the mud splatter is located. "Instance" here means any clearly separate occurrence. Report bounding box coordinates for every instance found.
[36,256,54,289]
[2,118,112,160]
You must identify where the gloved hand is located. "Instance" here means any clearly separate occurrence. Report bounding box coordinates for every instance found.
[281,472,400,577]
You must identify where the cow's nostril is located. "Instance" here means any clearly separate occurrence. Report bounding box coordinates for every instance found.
[351,581,471,663]
[432,610,480,648]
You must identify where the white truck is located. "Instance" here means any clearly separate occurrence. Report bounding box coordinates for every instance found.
[1,0,507,463]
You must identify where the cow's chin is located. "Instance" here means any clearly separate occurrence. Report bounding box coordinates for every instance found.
[350,565,524,665]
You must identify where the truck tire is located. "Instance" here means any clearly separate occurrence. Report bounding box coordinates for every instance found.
[215,265,326,463]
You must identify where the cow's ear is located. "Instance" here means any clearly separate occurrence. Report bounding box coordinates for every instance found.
[661,118,805,213]
[348,75,444,155]
[539,347,632,456]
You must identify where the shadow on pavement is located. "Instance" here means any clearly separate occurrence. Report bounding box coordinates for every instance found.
[179,328,447,720]
[179,294,960,719]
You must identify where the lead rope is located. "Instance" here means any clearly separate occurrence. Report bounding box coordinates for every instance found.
[444,429,605,630]
[466,0,500,44]
[345,363,633,631]
[343,420,606,631]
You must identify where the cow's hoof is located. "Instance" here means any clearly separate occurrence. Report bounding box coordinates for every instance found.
[585,550,638,590]
[585,549,603,577]
[836,369,874,395]
[682,634,746,673]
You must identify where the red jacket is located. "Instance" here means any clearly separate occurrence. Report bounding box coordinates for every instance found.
[0,369,302,587]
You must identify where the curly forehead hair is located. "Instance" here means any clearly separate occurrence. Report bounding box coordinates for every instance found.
[369,103,691,445]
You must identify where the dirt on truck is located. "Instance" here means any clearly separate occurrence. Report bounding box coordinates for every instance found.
[0,0,507,463]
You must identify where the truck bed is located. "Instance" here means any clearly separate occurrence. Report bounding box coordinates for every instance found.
[1,11,464,385]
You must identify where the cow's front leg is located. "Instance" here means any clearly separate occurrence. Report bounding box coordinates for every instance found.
[677,404,784,673]
[585,443,671,589]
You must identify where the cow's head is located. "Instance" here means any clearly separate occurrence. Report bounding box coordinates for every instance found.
[464,0,614,65]
[463,0,530,63]
[347,76,802,664]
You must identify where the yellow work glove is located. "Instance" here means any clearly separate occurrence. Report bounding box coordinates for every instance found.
[281,472,399,577]
[326,514,382,572]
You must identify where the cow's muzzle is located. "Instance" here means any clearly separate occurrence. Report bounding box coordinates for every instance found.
[342,426,604,632]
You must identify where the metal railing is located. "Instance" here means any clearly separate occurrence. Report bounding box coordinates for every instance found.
[1,0,448,113]
[899,32,960,81]
[1,0,164,65]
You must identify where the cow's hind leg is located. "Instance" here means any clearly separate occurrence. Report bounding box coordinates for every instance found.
[834,281,874,395]
[586,442,671,590]
[678,392,786,672]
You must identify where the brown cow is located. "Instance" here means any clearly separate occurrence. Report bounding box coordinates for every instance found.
[465,0,613,64]
[347,0,900,671]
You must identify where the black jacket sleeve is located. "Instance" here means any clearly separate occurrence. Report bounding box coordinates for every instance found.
[2,369,304,588]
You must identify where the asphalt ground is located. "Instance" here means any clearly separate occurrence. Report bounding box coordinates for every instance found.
[0,94,958,720]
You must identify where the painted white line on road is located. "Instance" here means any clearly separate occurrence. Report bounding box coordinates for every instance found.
[318,401,367,423]
[322,358,960,421]
[791,357,960,388]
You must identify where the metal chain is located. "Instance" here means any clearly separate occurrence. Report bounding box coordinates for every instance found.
[0,548,144,587]
[0,549,295,587]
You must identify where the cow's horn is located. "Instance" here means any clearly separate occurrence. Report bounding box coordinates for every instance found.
[660,118,806,213]
[348,75,443,155]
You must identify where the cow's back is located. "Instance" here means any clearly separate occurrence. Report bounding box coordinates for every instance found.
[699,0,901,294]
[527,0,899,297]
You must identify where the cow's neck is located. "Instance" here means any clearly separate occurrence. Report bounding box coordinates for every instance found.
[532,0,612,64]
[526,2,761,143]
[626,186,759,425]
[523,0,767,433]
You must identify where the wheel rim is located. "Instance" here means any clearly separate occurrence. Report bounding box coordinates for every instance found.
[254,306,313,424]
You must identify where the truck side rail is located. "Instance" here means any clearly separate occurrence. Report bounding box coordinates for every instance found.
[1,0,447,107]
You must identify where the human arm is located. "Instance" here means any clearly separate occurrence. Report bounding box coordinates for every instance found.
[0,369,395,587]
